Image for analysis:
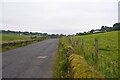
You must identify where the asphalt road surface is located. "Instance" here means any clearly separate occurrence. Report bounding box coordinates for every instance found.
[2,39,58,78]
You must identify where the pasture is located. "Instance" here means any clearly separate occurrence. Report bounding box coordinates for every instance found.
[71,31,118,78]
[0,34,30,43]
[0,34,47,52]
[54,31,119,78]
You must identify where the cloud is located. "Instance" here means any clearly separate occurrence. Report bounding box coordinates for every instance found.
[1,0,119,34]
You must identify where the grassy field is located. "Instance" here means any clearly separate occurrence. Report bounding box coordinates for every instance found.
[0,34,30,43]
[0,34,47,52]
[54,31,119,78]
[72,31,118,78]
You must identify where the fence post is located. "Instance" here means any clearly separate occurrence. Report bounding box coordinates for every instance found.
[81,38,84,49]
[95,38,98,65]
[71,38,74,47]
[81,38,84,56]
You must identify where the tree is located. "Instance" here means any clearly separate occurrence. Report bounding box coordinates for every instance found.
[42,33,47,36]
[100,26,113,32]
[113,23,120,30]
[101,26,105,31]
[90,29,94,34]
[23,31,30,35]
[76,32,83,36]
[60,34,65,37]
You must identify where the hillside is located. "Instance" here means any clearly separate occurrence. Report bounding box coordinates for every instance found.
[54,31,119,78]
[0,34,30,43]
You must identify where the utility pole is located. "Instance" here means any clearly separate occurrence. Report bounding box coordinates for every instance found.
[118,1,120,22]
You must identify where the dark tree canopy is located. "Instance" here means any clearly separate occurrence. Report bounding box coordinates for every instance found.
[113,23,120,30]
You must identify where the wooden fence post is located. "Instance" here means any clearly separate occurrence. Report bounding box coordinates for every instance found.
[70,38,74,47]
[95,38,98,65]
[81,38,84,49]
[81,38,84,56]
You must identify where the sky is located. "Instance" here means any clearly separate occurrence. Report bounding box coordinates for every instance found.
[118,1,120,23]
[0,0,119,34]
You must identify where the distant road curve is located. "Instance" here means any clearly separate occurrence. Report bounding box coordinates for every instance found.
[2,39,58,78]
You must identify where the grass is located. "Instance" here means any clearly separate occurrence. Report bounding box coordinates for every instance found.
[69,54,104,78]
[2,41,35,52]
[71,31,119,78]
[54,31,119,78]
[54,36,105,78]
[0,34,30,52]
[53,37,69,78]
[0,34,30,43]
[0,34,48,52]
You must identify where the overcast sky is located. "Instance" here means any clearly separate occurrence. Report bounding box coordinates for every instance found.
[0,0,119,34]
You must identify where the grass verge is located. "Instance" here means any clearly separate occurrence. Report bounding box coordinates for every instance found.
[1,37,48,52]
[69,54,104,78]
[53,37,69,78]
[53,36,104,78]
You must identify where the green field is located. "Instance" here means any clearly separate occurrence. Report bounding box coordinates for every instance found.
[0,34,30,42]
[0,34,47,52]
[73,31,118,78]
[54,31,119,78]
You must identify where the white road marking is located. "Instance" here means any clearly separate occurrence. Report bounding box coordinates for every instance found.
[37,56,47,59]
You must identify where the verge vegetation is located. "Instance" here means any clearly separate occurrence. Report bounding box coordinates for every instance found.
[0,34,48,52]
[54,31,119,78]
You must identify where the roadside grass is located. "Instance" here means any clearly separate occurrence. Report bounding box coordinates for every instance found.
[69,31,119,78]
[53,37,69,78]
[0,34,30,43]
[54,36,105,78]
[69,54,104,78]
[54,31,119,78]
[1,34,48,52]
[2,41,35,52]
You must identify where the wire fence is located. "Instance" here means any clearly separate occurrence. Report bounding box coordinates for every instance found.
[66,36,118,78]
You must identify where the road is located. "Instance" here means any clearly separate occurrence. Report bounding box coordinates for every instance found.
[2,39,58,78]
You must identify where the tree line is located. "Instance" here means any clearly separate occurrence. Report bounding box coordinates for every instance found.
[76,23,120,36]
[1,23,120,37]
[0,30,60,38]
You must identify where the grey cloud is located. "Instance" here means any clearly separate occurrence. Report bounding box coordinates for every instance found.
[1,0,119,34]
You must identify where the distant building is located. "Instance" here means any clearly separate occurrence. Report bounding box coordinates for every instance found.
[93,30,101,33]
[118,1,120,23]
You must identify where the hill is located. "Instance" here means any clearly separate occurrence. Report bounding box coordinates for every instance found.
[54,31,119,78]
